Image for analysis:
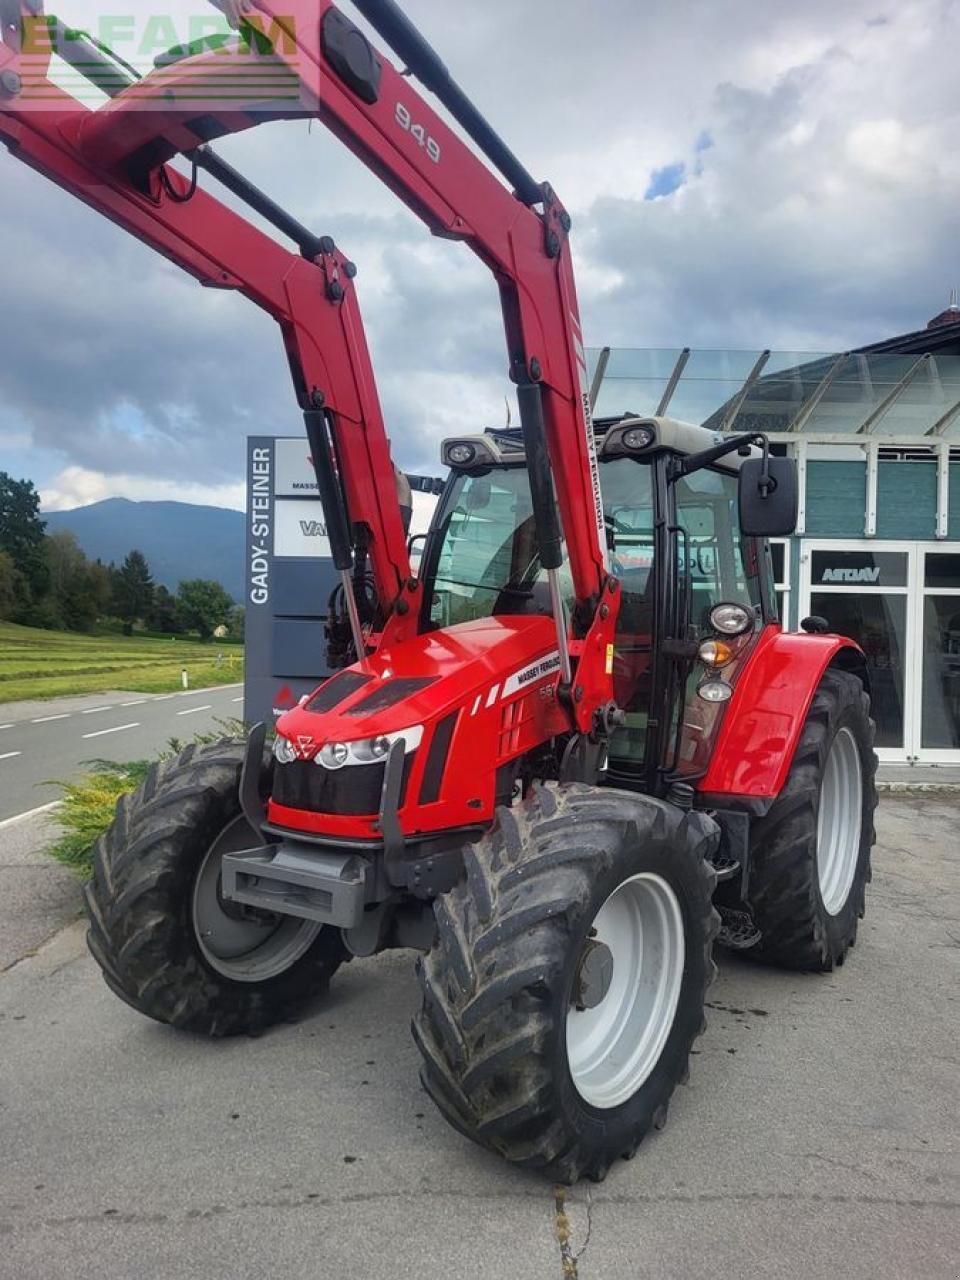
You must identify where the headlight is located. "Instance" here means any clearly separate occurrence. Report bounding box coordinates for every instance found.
[622,425,656,451]
[318,741,350,770]
[273,735,297,765]
[314,725,424,768]
[697,679,733,703]
[350,734,392,763]
[709,602,753,636]
[446,442,477,466]
[698,638,734,668]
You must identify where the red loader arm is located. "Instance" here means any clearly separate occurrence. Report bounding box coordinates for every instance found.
[0,0,616,729]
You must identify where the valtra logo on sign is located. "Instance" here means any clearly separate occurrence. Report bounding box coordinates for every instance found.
[820,567,881,583]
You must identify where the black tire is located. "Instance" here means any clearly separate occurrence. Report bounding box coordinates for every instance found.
[413,783,719,1183]
[83,739,347,1036]
[745,668,878,971]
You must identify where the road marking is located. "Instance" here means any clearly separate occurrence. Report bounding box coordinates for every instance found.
[81,706,114,715]
[232,697,244,703]
[0,724,14,730]
[153,695,177,701]
[32,713,71,724]
[0,751,22,761]
[177,704,213,716]
[0,800,62,830]
[176,683,243,697]
[82,722,140,740]
[121,700,146,707]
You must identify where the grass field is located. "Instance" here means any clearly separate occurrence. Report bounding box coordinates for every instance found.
[0,621,244,704]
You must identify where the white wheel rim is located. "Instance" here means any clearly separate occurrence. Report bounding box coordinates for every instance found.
[816,726,863,916]
[566,872,685,1110]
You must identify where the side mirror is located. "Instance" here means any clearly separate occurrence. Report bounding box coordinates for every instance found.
[738,457,798,537]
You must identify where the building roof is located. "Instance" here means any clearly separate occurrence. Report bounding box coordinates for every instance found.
[588,308,960,439]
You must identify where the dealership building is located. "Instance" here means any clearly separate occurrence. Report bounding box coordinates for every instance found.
[589,301,960,765]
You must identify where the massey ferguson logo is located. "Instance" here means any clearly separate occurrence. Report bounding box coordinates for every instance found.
[820,567,880,583]
[295,735,316,758]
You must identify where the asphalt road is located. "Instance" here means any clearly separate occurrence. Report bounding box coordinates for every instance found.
[1,794,958,1279]
[0,684,245,821]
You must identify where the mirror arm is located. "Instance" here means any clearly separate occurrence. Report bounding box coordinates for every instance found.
[672,431,767,481]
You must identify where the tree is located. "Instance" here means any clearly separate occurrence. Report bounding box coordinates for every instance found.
[150,585,182,634]
[0,550,17,620]
[177,578,234,641]
[0,471,48,604]
[112,550,154,634]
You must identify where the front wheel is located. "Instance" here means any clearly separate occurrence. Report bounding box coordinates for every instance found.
[413,784,719,1183]
[744,668,878,971]
[83,739,347,1035]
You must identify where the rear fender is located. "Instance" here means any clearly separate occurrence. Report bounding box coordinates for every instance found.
[697,629,865,800]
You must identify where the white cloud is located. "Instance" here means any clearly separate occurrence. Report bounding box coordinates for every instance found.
[40,466,245,512]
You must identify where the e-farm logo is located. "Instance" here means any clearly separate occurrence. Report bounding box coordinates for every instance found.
[9,10,301,108]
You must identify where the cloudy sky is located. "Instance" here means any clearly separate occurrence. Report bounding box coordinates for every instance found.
[1,0,957,511]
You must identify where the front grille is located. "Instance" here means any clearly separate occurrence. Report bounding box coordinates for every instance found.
[272,755,414,816]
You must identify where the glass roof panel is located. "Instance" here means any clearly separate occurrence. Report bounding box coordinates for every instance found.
[586,347,960,437]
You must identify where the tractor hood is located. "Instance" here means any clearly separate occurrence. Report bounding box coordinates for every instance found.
[269,614,568,839]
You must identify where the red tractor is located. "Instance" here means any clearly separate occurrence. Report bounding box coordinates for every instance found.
[1,1,876,1183]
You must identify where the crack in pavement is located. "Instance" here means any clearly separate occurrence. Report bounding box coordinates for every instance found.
[4,1185,959,1240]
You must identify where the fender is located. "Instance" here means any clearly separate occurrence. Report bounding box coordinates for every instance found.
[697,627,866,800]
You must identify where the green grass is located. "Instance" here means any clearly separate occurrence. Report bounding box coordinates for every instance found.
[0,621,244,703]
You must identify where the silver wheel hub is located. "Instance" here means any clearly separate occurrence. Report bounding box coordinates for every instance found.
[817,726,863,916]
[566,872,685,1110]
[191,817,321,983]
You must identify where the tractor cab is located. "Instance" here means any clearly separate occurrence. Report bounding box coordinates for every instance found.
[422,415,787,792]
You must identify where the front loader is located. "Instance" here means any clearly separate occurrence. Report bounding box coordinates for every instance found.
[1,1,877,1183]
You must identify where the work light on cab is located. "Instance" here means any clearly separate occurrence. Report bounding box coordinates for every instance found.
[622,425,656,451]
[709,602,754,636]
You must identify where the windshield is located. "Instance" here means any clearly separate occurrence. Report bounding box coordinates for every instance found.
[426,461,655,629]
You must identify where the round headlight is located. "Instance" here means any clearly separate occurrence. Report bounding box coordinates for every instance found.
[447,442,477,466]
[350,734,392,763]
[273,735,296,765]
[317,741,349,770]
[622,425,655,451]
[697,679,733,703]
[709,602,753,635]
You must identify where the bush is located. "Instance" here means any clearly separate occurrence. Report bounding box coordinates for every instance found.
[49,720,247,878]
[49,760,152,877]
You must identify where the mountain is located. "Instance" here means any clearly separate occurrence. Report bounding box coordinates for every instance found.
[44,498,245,602]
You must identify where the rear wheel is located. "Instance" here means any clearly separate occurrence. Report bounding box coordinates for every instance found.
[745,668,877,971]
[413,783,719,1183]
[83,739,347,1035]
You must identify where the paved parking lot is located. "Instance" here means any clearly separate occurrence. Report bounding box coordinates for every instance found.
[1,794,958,1279]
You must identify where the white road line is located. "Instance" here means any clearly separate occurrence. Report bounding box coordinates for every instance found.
[0,800,62,830]
[152,695,177,701]
[232,697,244,703]
[0,724,14,731]
[176,682,243,697]
[81,706,114,716]
[32,713,70,724]
[0,751,22,761]
[121,700,146,707]
[82,722,139,740]
[177,705,212,717]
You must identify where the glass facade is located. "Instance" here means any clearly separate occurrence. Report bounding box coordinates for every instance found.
[588,347,960,438]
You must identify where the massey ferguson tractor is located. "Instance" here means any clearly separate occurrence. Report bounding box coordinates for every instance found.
[0,0,877,1182]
